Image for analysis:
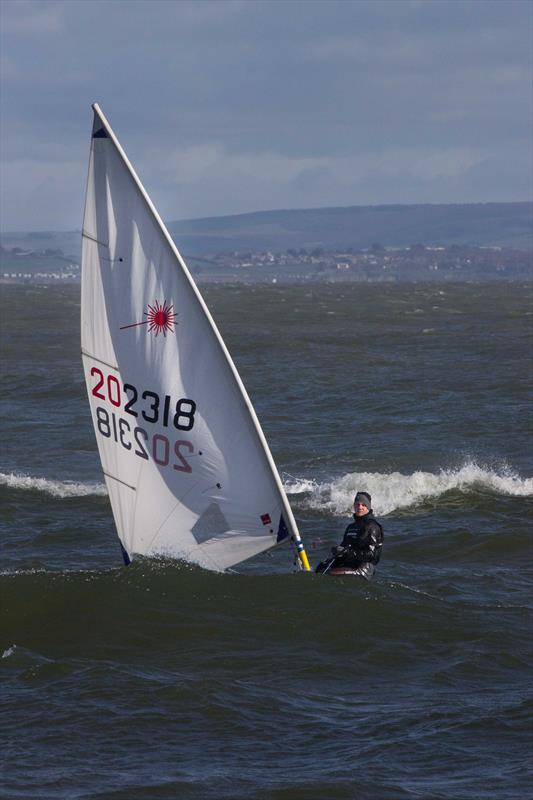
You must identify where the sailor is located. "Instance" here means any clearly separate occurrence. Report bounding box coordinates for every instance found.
[316,491,383,579]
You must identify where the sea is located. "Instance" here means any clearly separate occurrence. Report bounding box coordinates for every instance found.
[1,281,532,800]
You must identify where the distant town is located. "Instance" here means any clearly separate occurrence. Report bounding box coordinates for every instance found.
[1,241,531,284]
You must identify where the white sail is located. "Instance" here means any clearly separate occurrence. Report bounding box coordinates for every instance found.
[81,104,310,572]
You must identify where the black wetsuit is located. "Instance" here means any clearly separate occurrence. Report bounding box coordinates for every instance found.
[316,511,383,579]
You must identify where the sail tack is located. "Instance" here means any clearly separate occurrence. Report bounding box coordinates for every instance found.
[81,104,309,571]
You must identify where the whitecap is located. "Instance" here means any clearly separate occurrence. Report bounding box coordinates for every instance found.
[284,460,533,516]
[0,472,107,498]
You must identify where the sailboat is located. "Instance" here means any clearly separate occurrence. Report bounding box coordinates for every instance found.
[80,103,311,573]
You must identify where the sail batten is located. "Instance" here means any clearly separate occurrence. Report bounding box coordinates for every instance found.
[81,230,109,247]
[102,472,137,492]
[81,103,310,571]
[81,350,119,370]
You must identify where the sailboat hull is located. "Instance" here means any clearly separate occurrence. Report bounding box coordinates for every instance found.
[327,565,375,580]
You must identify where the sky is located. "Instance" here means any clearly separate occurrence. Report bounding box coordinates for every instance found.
[1,0,532,232]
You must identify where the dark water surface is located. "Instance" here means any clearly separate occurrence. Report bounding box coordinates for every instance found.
[1,283,532,799]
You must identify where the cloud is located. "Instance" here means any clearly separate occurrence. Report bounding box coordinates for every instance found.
[166,144,331,186]
[1,158,85,231]
[0,0,531,230]
[1,0,65,35]
[148,142,517,222]
[411,150,481,181]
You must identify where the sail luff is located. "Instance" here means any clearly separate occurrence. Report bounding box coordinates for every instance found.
[83,103,310,570]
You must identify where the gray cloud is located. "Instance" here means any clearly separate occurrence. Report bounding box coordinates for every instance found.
[1,0,531,230]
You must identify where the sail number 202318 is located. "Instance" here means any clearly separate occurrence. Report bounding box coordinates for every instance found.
[90,367,196,473]
[95,407,193,472]
[90,367,196,430]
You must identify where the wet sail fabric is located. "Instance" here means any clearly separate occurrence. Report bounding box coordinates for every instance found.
[81,104,303,571]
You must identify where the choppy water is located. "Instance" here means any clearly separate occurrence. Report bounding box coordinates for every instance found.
[1,282,532,799]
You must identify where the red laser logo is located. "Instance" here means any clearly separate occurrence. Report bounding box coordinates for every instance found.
[120,300,177,337]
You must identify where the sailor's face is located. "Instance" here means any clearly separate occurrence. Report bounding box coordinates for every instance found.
[354,502,369,516]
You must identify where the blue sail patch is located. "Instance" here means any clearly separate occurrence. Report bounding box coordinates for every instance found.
[276,515,290,543]
[119,541,131,566]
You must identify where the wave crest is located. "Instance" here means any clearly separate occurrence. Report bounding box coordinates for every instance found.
[285,461,533,516]
[2,461,531,513]
[0,472,107,498]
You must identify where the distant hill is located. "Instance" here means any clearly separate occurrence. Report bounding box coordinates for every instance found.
[1,202,531,257]
[0,230,82,259]
[166,202,532,254]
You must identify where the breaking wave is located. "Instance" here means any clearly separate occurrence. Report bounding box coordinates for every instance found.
[284,460,533,516]
[0,472,107,498]
[2,461,532,514]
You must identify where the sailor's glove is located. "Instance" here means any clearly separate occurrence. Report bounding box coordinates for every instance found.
[331,545,346,557]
